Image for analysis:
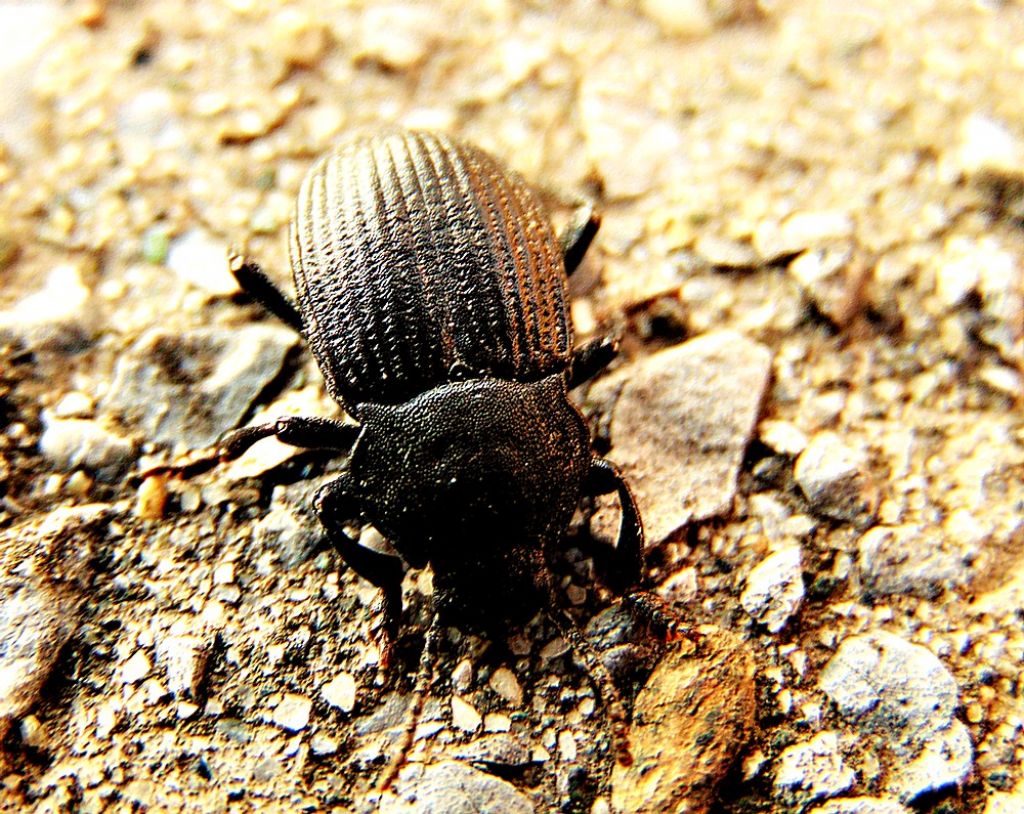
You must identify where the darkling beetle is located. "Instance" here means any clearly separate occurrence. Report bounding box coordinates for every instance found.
[218,128,645,779]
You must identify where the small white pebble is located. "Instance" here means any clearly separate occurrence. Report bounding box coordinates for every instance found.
[122,650,152,684]
[321,672,356,713]
[272,693,312,732]
[558,730,577,762]
[451,695,482,733]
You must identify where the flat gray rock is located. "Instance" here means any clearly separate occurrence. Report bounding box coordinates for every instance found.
[101,324,297,449]
[819,631,958,755]
[0,504,111,739]
[820,631,973,803]
[378,761,534,814]
[591,330,772,544]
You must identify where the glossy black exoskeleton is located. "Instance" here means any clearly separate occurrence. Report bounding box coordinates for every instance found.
[222,129,644,662]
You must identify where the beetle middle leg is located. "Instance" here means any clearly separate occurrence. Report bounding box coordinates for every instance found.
[315,474,405,668]
[560,201,601,276]
[229,252,305,335]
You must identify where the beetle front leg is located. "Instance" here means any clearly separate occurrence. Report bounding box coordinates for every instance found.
[560,200,601,276]
[229,251,305,335]
[567,336,618,389]
[315,475,404,669]
[219,415,359,461]
[584,458,644,593]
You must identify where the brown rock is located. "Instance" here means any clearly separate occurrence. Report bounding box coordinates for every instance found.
[611,626,757,814]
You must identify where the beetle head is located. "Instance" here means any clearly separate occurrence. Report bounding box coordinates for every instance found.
[350,375,591,623]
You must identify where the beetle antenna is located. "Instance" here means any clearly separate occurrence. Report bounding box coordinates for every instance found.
[375,610,443,796]
[544,601,633,771]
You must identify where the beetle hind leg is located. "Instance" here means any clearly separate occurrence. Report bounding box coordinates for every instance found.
[229,251,305,335]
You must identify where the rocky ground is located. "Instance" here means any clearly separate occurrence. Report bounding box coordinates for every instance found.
[2,0,1024,812]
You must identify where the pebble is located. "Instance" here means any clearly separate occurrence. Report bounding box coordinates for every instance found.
[794,431,877,525]
[949,113,1023,176]
[310,733,339,756]
[121,650,152,684]
[39,413,138,480]
[356,5,437,71]
[378,760,534,814]
[52,391,95,418]
[450,658,474,693]
[857,524,973,599]
[165,229,239,296]
[0,505,109,740]
[155,633,209,698]
[487,667,523,707]
[740,546,804,632]
[808,796,911,814]
[590,331,772,543]
[453,733,533,770]
[773,732,856,804]
[102,324,297,449]
[759,419,809,457]
[820,631,972,802]
[272,694,312,732]
[820,631,958,751]
[611,627,756,814]
[451,695,482,733]
[321,672,357,713]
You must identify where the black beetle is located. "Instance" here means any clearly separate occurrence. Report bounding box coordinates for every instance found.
[221,129,645,654]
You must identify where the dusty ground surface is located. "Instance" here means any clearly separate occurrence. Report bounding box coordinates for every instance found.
[2,0,1024,812]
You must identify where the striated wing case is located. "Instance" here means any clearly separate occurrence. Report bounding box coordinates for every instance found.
[289,129,573,411]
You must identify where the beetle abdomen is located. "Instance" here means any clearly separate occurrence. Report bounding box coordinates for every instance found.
[290,129,572,409]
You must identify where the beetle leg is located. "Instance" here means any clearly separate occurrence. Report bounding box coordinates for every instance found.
[229,251,305,335]
[219,415,359,461]
[584,458,644,593]
[315,475,404,668]
[567,335,619,389]
[560,200,601,276]
[375,610,442,795]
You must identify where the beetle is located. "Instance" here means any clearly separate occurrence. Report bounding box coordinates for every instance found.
[221,129,645,656]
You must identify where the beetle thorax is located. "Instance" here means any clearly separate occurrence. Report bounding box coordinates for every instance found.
[350,375,590,561]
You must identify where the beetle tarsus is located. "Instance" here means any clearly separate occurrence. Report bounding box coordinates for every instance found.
[546,601,633,780]
[584,458,644,593]
[560,201,601,277]
[375,611,442,796]
[229,252,306,335]
[567,336,619,389]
